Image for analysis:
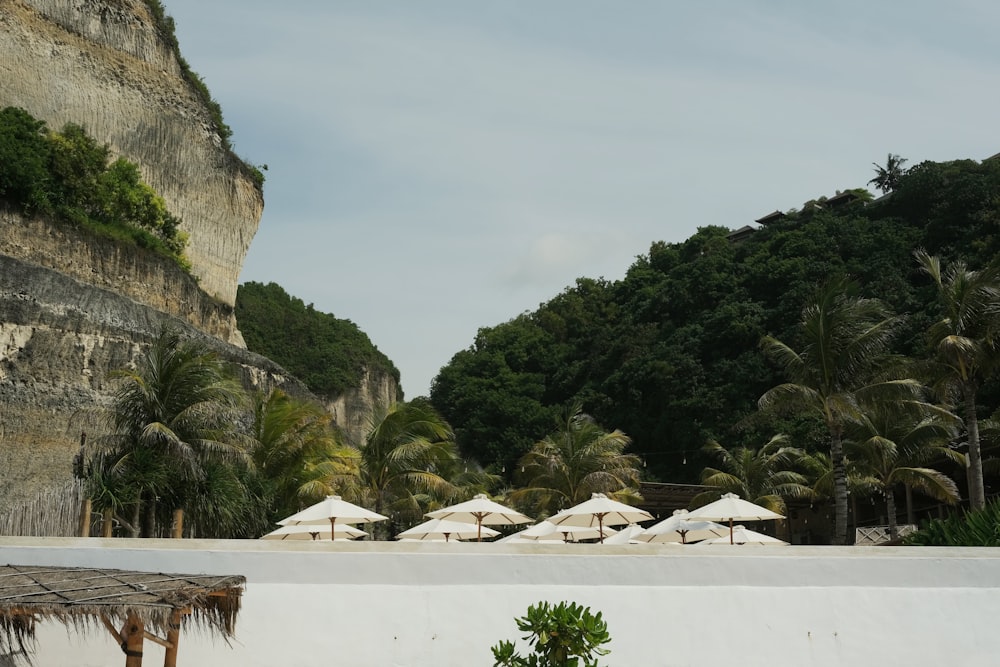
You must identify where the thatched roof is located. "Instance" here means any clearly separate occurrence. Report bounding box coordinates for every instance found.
[0,564,244,656]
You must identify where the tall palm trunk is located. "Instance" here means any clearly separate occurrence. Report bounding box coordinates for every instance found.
[830,426,849,545]
[905,484,915,526]
[886,489,898,540]
[964,388,985,511]
[130,502,141,538]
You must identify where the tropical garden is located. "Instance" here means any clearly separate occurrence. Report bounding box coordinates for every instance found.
[6,99,999,546]
[79,154,1000,545]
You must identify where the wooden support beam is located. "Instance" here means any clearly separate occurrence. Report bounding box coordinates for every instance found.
[78,499,92,537]
[171,510,184,539]
[121,612,145,667]
[163,608,182,667]
[99,613,123,644]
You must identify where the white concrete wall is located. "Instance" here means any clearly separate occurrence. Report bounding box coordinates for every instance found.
[1,537,998,666]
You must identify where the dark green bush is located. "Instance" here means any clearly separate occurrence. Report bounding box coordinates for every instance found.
[904,499,1000,546]
[0,107,189,269]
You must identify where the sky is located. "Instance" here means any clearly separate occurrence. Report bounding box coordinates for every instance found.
[162,1,1000,398]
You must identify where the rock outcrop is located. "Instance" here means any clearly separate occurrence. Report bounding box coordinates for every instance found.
[0,0,401,512]
[0,214,311,510]
[1,0,259,314]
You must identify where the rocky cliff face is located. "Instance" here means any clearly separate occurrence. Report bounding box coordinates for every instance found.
[0,0,400,513]
[0,215,311,511]
[324,369,400,447]
[1,0,259,314]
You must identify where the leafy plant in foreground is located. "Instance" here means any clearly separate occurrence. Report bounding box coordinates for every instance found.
[904,498,1000,546]
[492,601,611,667]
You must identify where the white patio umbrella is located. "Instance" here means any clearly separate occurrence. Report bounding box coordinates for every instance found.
[426,493,533,541]
[278,495,388,541]
[686,493,784,545]
[396,518,500,542]
[696,525,789,546]
[261,523,368,541]
[517,520,618,543]
[548,493,654,543]
[636,509,729,544]
[600,523,647,545]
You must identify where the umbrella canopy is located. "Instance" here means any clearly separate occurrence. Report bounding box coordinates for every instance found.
[426,494,533,541]
[600,523,647,545]
[277,495,388,541]
[547,493,653,543]
[696,525,789,546]
[396,518,500,542]
[686,493,784,545]
[516,520,618,543]
[261,523,368,541]
[637,509,729,544]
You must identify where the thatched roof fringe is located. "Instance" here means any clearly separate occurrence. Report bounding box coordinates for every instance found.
[0,565,244,656]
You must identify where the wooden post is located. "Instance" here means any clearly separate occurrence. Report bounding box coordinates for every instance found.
[78,498,92,537]
[162,609,182,667]
[171,509,184,539]
[121,612,145,667]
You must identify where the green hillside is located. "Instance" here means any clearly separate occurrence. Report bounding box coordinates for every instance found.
[429,157,1000,483]
[236,281,400,398]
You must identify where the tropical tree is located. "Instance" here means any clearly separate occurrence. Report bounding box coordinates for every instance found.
[85,327,249,537]
[693,434,813,515]
[845,398,962,538]
[915,249,1000,511]
[307,399,459,538]
[758,278,920,544]
[510,404,642,518]
[244,388,341,525]
[868,153,908,194]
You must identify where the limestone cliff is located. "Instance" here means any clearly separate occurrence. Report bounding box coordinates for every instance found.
[0,0,259,315]
[324,369,400,447]
[0,0,401,513]
[0,211,312,510]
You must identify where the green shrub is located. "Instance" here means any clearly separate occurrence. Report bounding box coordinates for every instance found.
[0,107,190,269]
[904,498,1000,546]
[491,601,611,667]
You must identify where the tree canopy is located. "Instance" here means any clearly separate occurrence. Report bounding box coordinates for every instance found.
[235,281,400,398]
[429,157,1000,497]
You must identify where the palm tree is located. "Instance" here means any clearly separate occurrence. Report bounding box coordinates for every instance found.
[86,327,248,537]
[845,399,962,539]
[915,249,1000,511]
[307,399,458,538]
[868,153,908,194]
[245,388,340,524]
[693,434,813,516]
[510,403,642,518]
[759,278,919,544]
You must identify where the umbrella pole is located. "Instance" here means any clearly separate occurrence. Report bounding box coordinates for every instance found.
[599,516,605,544]
[330,516,337,541]
[729,518,734,545]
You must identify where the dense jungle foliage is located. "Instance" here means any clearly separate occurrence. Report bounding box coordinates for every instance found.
[235,281,400,398]
[0,106,190,268]
[429,157,1000,486]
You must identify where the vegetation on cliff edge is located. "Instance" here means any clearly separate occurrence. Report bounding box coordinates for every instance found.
[236,281,401,399]
[0,106,190,269]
